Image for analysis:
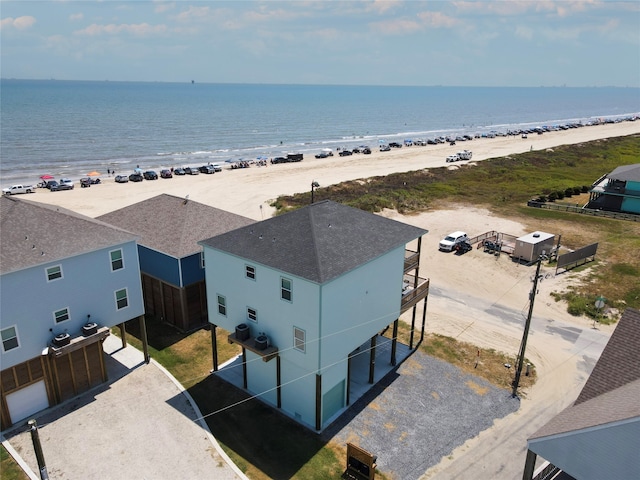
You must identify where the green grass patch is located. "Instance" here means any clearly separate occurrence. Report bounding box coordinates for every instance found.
[1,445,28,480]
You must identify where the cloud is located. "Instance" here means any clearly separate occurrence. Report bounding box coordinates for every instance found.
[417,11,459,28]
[367,0,403,15]
[154,1,176,14]
[75,23,169,37]
[70,13,84,22]
[0,16,36,31]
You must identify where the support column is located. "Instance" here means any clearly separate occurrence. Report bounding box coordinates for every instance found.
[118,322,127,349]
[242,347,247,389]
[138,315,150,364]
[391,319,398,366]
[420,295,428,345]
[368,335,377,384]
[210,325,218,372]
[346,353,353,406]
[276,356,282,408]
[315,374,322,431]
[522,449,537,480]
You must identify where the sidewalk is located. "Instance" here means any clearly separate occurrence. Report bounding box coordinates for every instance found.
[2,335,246,480]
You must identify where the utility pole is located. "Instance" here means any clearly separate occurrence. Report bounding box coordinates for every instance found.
[512,255,543,398]
[28,419,49,480]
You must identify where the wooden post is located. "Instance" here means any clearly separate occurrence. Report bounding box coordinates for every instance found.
[368,335,377,384]
[138,315,150,364]
[276,356,282,408]
[420,295,428,345]
[522,449,537,480]
[390,319,398,366]
[242,347,247,389]
[315,374,322,431]
[210,325,218,372]
[118,322,127,349]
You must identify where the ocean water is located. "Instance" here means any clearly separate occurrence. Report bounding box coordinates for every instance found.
[1,79,639,187]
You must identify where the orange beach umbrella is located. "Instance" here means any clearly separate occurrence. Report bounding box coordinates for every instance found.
[87,171,101,176]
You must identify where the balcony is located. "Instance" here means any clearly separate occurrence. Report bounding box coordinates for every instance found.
[228,327,278,362]
[404,249,420,273]
[401,277,430,313]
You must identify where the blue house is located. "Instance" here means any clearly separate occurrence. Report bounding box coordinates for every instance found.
[0,196,145,428]
[98,194,255,332]
[588,163,640,214]
[200,200,429,430]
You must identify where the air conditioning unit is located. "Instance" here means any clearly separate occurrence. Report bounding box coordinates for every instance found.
[82,322,98,336]
[52,333,71,347]
[235,323,250,341]
[254,335,268,351]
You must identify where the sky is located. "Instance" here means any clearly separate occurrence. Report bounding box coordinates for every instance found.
[1,1,639,87]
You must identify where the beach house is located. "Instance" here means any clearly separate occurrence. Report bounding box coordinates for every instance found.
[200,200,429,430]
[587,163,640,214]
[0,196,145,429]
[98,194,255,332]
[523,307,640,480]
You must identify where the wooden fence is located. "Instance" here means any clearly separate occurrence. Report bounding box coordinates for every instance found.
[527,201,640,222]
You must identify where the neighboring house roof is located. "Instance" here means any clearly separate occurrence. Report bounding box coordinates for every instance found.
[97,194,255,258]
[608,163,640,182]
[0,195,138,274]
[527,308,640,477]
[200,200,428,284]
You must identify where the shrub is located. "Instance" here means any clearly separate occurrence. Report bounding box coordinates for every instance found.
[556,190,565,200]
[572,187,582,195]
[547,192,557,202]
[564,188,573,197]
[581,185,590,193]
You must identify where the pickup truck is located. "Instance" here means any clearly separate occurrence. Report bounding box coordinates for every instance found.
[2,184,35,195]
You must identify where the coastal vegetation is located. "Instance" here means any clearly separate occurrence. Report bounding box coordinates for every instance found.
[274,134,640,317]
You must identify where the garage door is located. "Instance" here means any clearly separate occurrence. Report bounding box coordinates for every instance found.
[6,380,49,424]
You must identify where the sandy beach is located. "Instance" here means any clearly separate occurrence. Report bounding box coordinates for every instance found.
[24,121,640,221]
[22,120,639,479]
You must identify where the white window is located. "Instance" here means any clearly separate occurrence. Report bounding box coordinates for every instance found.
[1,326,19,352]
[54,307,70,323]
[217,295,226,316]
[46,265,63,282]
[281,277,292,302]
[110,249,124,271]
[246,265,256,280]
[247,307,257,322]
[293,327,305,352]
[115,288,128,310]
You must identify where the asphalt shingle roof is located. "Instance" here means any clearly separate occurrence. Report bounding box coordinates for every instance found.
[529,307,640,441]
[0,195,138,274]
[200,200,427,284]
[97,194,255,258]
[608,163,640,182]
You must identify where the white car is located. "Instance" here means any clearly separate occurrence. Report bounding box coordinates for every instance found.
[446,155,459,163]
[439,231,468,251]
[59,178,74,188]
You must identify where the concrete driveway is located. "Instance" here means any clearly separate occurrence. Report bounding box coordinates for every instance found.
[2,335,246,480]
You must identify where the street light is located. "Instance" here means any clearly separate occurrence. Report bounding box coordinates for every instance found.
[311,181,319,204]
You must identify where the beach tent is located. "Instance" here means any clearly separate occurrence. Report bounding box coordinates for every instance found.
[40,174,54,180]
[87,171,101,176]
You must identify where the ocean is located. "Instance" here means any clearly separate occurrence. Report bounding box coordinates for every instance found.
[1,79,639,187]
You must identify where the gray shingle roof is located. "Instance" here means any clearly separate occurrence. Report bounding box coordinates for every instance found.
[97,194,255,258]
[1,195,138,274]
[200,200,427,284]
[529,307,640,441]
[608,163,640,182]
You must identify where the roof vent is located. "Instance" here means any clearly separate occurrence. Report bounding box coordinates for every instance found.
[533,233,540,238]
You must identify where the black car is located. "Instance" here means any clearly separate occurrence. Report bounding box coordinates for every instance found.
[184,167,199,175]
[80,178,92,188]
[143,170,158,180]
[339,150,352,156]
[173,167,186,175]
[389,142,402,148]
[199,165,215,174]
[129,173,143,182]
[160,169,173,178]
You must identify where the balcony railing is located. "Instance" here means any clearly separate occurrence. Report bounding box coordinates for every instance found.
[404,249,420,273]
[401,277,430,313]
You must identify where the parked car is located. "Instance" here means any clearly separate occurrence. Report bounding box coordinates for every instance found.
[2,184,34,195]
[439,231,469,252]
[339,150,352,157]
[143,170,158,180]
[199,165,215,174]
[454,240,473,254]
[184,167,199,175]
[211,164,222,172]
[389,142,402,148]
[173,167,186,175]
[46,180,59,190]
[115,175,129,183]
[129,172,143,182]
[59,178,74,189]
[362,147,372,154]
[160,169,173,178]
[80,178,92,188]
[446,155,460,163]
[379,144,391,152]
